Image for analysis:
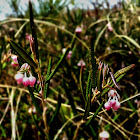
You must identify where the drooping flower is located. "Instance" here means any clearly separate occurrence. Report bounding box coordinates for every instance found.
[99,130,110,140]
[77,59,86,67]
[75,26,82,33]
[29,72,36,87]
[14,63,36,87]
[104,89,121,111]
[14,73,23,84]
[22,73,30,87]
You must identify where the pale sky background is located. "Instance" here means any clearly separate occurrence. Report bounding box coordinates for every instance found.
[0,0,121,21]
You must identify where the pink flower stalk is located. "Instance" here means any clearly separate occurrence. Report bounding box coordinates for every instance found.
[99,130,109,140]
[75,26,82,33]
[14,73,23,84]
[104,89,121,111]
[107,23,113,32]
[77,59,86,67]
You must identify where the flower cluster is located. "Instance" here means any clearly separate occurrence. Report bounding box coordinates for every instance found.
[104,89,121,111]
[14,63,36,87]
[11,55,19,67]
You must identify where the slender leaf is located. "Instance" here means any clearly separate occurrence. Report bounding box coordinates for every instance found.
[44,58,52,98]
[28,87,42,115]
[29,0,39,61]
[85,101,103,126]
[32,113,46,136]
[49,93,62,125]
[89,37,97,89]
[45,47,70,83]
[83,94,91,120]
[9,40,37,69]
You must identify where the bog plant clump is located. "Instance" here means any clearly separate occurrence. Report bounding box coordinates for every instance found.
[0,0,139,139]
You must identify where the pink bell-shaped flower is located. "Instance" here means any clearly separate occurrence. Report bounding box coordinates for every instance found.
[112,101,121,111]
[109,98,116,106]
[29,76,36,87]
[22,73,29,87]
[23,77,30,87]
[14,73,23,84]
[104,102,111,111]
[99,130,109,140]
[75,26,82,33]
[77,59,86,67]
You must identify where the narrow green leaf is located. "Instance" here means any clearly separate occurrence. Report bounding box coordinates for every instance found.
[32,113,46,136]
[45,47,70,83]
[89,37,97,89]
[44,58,52,98]
[85,101,103,126]
[104,114,120,130]
[28,87,42,115]
[101,73,126,96]
[94,25,107,52]
[29,0,39,61]
[83,94,91,120]
[49,93,62,125]
[63,79,77,115]
[86,72,91,102]
[9,40,37,69]
[117,35,140,50]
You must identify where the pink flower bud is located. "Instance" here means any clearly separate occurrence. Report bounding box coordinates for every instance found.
[20,63,30,71]
[11,62,19,67]
[29,76,36,87]
[75,26,82,33]
[108,89,115,97]
[14,73,23,84]
[110,99,116,106]
[104,102,111,111]
[11,55,19,67]
[107,23,113,32]
[11,55,18,62]
[23,77,30,87]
